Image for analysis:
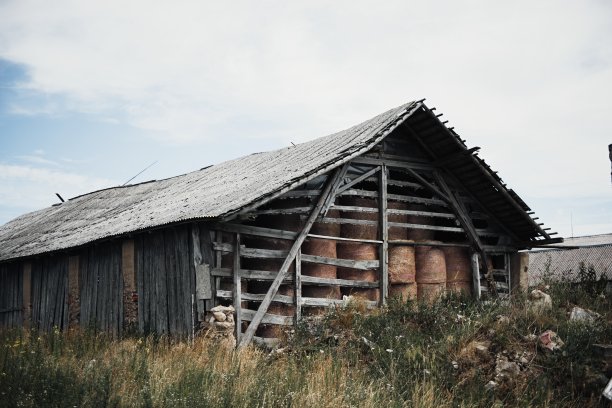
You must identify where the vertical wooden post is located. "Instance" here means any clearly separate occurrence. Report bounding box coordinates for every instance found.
[233,233,242,344]
[510,252,529,294]
[379,164,389,304]
[67,255,80,329]
[471,253,481,300]
[122,239,138,330]
[295,249,302,322]
[22,262,31,329]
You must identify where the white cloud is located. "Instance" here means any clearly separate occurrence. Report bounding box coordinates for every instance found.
[16,154,59,166]
[0,164,116,211]
[0,0,611,233]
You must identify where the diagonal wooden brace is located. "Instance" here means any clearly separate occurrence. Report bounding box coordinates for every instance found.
[238,167,345,347]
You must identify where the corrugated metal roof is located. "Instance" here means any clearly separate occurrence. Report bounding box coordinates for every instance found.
[0,102,418,262]
[528,238,612,285]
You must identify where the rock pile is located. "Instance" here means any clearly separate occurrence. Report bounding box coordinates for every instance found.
[206,305,236,348]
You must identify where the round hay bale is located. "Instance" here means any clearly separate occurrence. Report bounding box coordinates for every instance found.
[415,245,446,283]
[340,197,378,240]
[443,246,472,282]
[417,282,445,304]
[406,204,436,241]
[311,209,341,236]
[336,242,378,282]
[388,200,408,240]
[389,283,417,301]
[389,246,416,283]
[446,281,472,296]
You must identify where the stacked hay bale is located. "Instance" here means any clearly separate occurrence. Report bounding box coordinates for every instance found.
[387,200,417,300]
[443,246,473,296]
[301,209,342,315]
[415,244,446,303]
[337,197,379,302]
[406,204,436,241]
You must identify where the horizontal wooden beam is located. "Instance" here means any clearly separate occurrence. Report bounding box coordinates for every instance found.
[301,275,379,288]
[216,289,294,304]
[301,254,379,270]
[214,223,297,241]
[240,247,288,259]
[241,309,294,325]
[340,188,447,207]
[351,156,435,171]
[212,268,294,282]
[388,240,471,248]
[307,233,383,244]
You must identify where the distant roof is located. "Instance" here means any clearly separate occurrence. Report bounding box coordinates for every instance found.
[0,101,555,262]
[528,234,612,285]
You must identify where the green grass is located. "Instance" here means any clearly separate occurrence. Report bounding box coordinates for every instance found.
[1,281,610,407]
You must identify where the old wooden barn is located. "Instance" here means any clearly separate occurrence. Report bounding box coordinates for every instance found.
[0,101,561,346]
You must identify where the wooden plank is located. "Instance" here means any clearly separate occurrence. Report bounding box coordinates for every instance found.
[388,221,463,233]
[233,233,242,344]
[307,233,383,244]
[214,223,297,241]
[22,262,31,329]
[321,163,349,215]
[301,254,379,270]
[314,216,377,226]
[239,166,344,348]
[240,247,289,259]
[396,167,450,203]
[335,166,380,196]
[213,268,294,282]
[340,189,447,207]
[379,164,388,304]
[212,241,233,253]
[389,240,470,248]
[295,249,302,322]
[301,275,378,288]
[241,309,294,325]
[193,226,212,302]
[216,290,294,304]
[351,156,435,171]
[249,206,313,216]
[301,297,377,308]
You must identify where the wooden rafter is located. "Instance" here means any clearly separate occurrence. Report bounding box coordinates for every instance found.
[238,167,345,347]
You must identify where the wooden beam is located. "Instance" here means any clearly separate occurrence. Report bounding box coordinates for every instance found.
[301,275,378,288]
[321,163,350,216]
[339,189,447,207]
[307,233,383,244]
[216,289,294,304]
[241,309,293,326]
[389,240,470,248]
[214,223,297,241]
[295,249,302,322]
[301,254,379,270]
[379,164,388,304]
[335,166,380,196]
[396,167,450,203]
[233,233,242,344]
[351,156,435,171]
[239,167,344,347]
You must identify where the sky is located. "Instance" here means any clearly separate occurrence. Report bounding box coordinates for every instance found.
[0,0,611,239]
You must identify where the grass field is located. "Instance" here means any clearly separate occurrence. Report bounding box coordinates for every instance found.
[1,280,610,407]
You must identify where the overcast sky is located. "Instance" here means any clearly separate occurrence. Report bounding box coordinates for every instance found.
[0,0,610,239]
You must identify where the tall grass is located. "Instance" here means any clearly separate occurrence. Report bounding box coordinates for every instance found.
[1,281,610,407]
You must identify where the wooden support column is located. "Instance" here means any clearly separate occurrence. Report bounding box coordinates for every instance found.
[379,164,389,304]
[22,262,31,329]
[471,253,481,300]
[295,249,302,322]
[193,225,212,320]
[233,233,242,344]
[239,167,345,348]
[122,239,138,330]
[510,252,529,294]
[68,255,80,329]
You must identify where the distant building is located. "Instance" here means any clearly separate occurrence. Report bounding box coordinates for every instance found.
[529,234,612,286]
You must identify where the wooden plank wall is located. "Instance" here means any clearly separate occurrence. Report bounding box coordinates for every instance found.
[79,241,123,337]
[31,256,68,331]
[135,226,195,337]
[0,262,23,328]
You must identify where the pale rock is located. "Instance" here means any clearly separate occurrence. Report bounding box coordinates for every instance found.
[495,356,521,383]
[528,289,552,312]
[211,305,235,313]
[214,321,234,330]
[485,380,498,391]
[212,311,227,322]
[569,306,601,323]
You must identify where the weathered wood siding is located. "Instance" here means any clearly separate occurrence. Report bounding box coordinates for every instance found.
[31,256,68,331]
[79,242,123,336]
[0,263,23,327]
[135,226,195,336]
